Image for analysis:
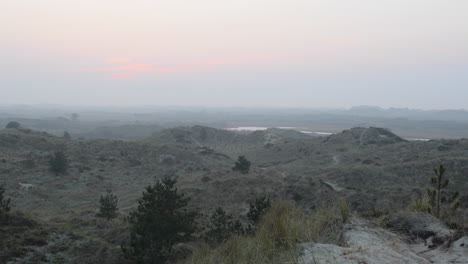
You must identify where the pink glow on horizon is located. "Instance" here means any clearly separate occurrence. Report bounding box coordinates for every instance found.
[106,57,133,63]
[81,56,283,79]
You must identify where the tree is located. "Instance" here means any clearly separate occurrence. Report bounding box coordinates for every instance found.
[199,127,208,141]
[0,184,11,222]
[427,165,460,220]
[206,207,244,244]
[123,178,198,264]
[96,189,118,220]
[63,131,71,140]
[49,151,68,174]
[247,195,271,226]
[232,156,251,174]
[71,113,79,121]
[5,121,20,129]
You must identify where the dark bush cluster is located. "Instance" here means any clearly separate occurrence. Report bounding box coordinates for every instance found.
[49,151,68,174]
[96,189,118,220]
[206,207,244,243]
[0,184,11,222]
[232,155,251,174]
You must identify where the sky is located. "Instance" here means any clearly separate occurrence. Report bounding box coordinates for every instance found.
[1,0,467,109]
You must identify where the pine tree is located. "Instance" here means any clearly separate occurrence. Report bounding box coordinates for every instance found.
[49,151,68,174]
[123,178,198,264]
[232,156,251,174]
[427,164,460,220]
[63,131,71,140]
[96,189,118,220]
[206,207,244,243]
[247,195,271,226]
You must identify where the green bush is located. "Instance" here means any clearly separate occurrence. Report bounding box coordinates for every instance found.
[247,195,271,228]
[49,151,68,174]
[123,177,198,264]
[232,156,251,174]
[206,207,244,244]
[96,189,118,220]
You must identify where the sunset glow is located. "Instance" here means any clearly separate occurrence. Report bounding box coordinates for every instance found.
[1,0,467,108]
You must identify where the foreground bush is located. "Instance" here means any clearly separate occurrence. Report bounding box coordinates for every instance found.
[187,200,348,264]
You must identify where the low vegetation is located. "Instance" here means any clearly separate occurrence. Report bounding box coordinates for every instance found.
[0,125,467,263]
[187,200,349,264]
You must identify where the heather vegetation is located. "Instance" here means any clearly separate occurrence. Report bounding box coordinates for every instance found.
[0,124,467,263]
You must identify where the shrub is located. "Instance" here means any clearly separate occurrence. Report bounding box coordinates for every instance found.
[96,189,118,220]
[199,128,208,141]
[49,151,68,174]
[63,131,71,140]
[0,184,11,222]
[232,156,251,174]
[247,195,271,227]
[409,195,431,213]
[5,121,20,129]
[206,207,244,244]
[123,177,198,264]
[337,198,350,223]
[187,201,347,264]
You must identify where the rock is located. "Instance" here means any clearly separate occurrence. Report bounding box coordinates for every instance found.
[410,235,468,263]
[300,218,431,264]
[384,212,451,245]
[300,217,467,264]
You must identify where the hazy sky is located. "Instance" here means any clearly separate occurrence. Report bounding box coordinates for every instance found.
[1,0,467,109]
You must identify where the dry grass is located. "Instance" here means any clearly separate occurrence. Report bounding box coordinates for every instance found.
[409,196,431,213]
[185,200,349,264]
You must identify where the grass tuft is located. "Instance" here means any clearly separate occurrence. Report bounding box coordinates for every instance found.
[185,200,349,264]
